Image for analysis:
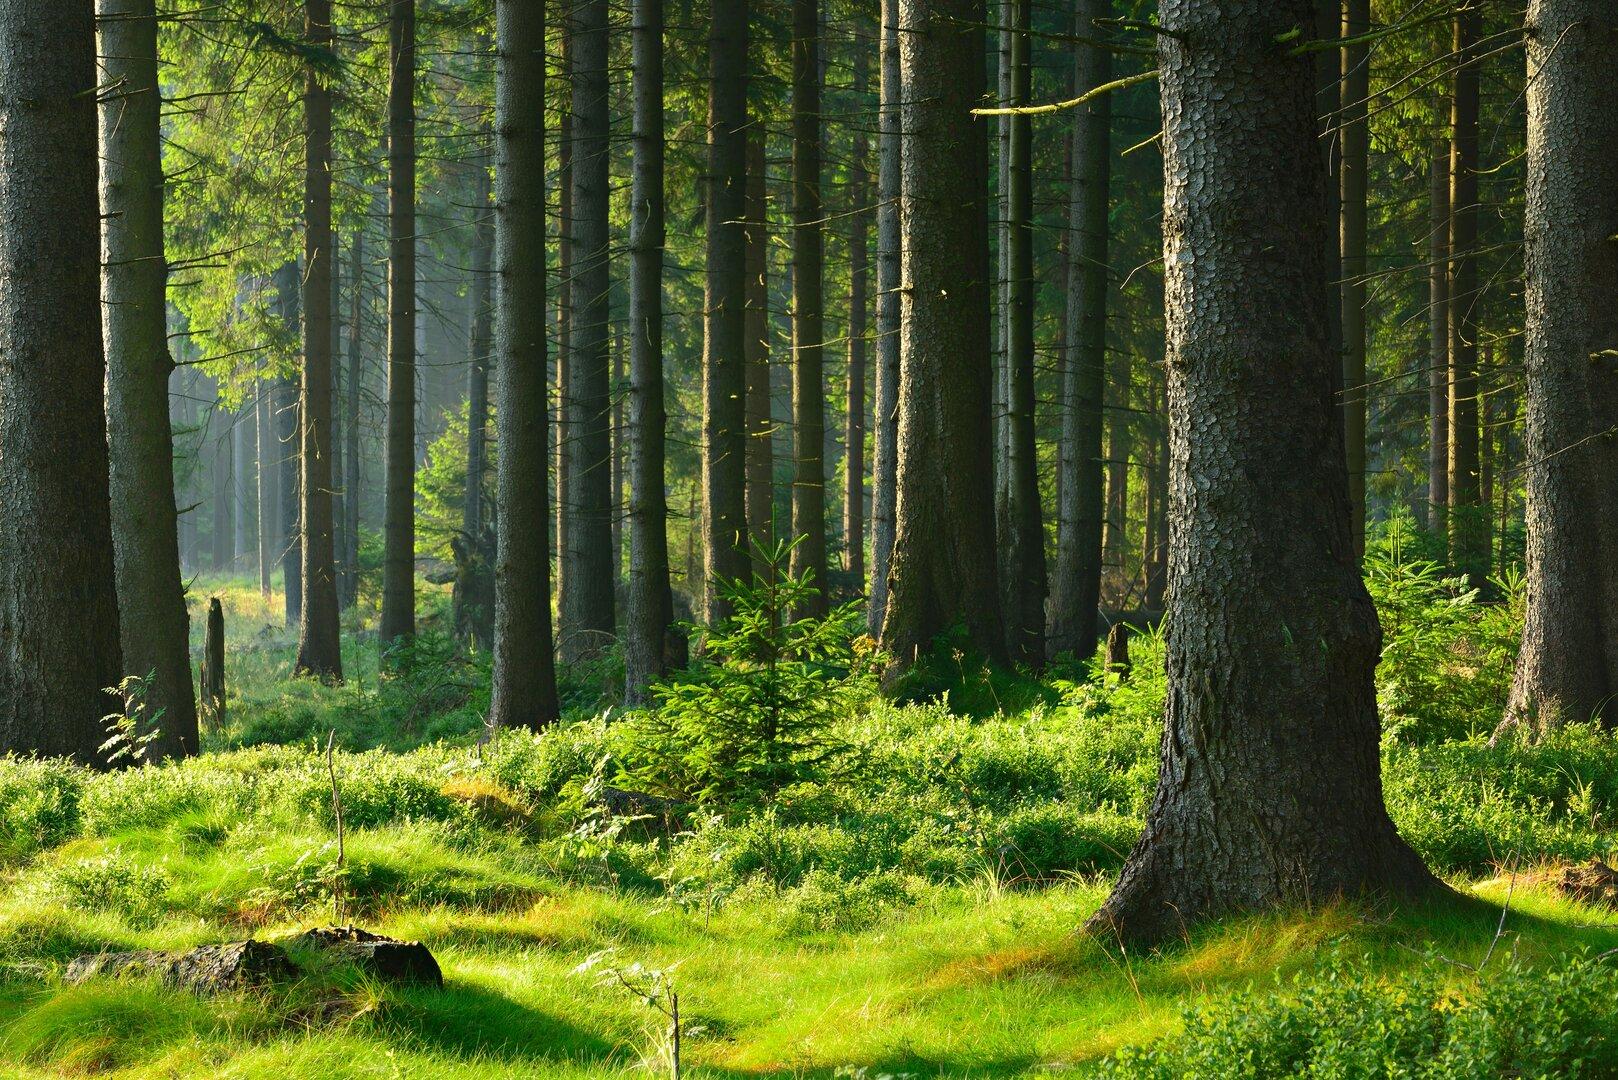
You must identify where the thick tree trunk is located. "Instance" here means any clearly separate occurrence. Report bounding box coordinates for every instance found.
[844,46,869,591]
[702,0,750,622]
[488,0,561,729]
[381,0,417,646]
[1086,0,1436,945]
[744,134,773,567]
[1428,144,1450,533]
[98,0,199,759]
[867,0,901,635]
[995,0,1043,666]
[296,0,343,681]
[562,0,616,662]
[624,0,674,705]
[1447,7,1485,584]
[1340,0,1369,554]
[1496,2,1618,738]
[879,0,1003,666]
[1047,0,1109,661]
[788,0,827,614]
[0,0,124,764]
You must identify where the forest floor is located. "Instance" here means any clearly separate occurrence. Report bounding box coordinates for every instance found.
[5,567,1618,1077]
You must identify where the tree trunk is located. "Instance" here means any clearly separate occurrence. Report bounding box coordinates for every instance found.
[330,242,345,611]
[995,0,1043,666]
[256,378,275,596]
[1086,0,1437,945]
[867,0,901,635]
[1046,0,1109,661]
[488,0,561,729]
[1496,1,1618,738]
[234,398,253,567]
[702,0,750,622]
[279,374,302,628]
[212,396,233,571]
[381,0,417,646]
[1340,0,1369,554]
[844,45,870,591]
[879,0,1003,666]
[624,0,674,704]
[1447,6,1485,584]
[98,0,199,759]
[554,89,572,630]
[295,0,343,681]
[1428,142,1450,533]
[0,0,124,764]
[561,0,616,662]
[464,159,492,547]
[744,133,774,568]
[200,597,226,729]
[1102,349,1131,604]
[787,0,827,614]
[342,228,364,610]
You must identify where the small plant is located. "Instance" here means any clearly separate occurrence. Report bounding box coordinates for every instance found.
[573,949,689,1080]
[620,540,866,806]
[100,672,164,767]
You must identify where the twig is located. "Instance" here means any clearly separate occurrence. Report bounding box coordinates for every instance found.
[971,69,1159,118]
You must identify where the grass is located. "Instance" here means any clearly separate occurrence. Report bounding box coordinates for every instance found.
[3,566,1616,1075]
[3,871,1618,1078]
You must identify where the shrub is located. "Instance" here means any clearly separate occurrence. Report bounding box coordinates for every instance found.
[0,757,84,864]
[1096,953,1618,1078]
[39,853,171,923]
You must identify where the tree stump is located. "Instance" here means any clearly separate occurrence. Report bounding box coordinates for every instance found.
[200,597,225,727]
[1105,622,1131,682]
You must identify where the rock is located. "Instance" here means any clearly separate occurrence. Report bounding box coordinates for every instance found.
[287,926,443,988]
[1551,858,1618,907]
[64,939,295,993]
[63,928,443,994]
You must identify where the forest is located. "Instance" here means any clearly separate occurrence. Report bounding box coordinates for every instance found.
[3,0,1618,1074]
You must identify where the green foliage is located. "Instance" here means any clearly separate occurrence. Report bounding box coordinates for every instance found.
[99,673,164,768]
[1098,952,1618,1078]
[618,547,871,805]
[1364,514,1521,743]
[0,758,82,866]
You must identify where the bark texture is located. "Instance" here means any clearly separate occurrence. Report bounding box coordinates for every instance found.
[296,0,343,681]
[1496,2,1618,737]
[0,0,124,763]
[996,0,1043,666]
[488,0,560,729]
[1086,0,1436,945]
[867,0,901,635]
[788,0,828,613]
[844,46,870,591]
[99,0,199,758]
[880,0,1004,665]
[562,0,616,662]
[1047,0,1109,661]
[381,0,417,646]
[624,0,674,704]
[702,0,750,621]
